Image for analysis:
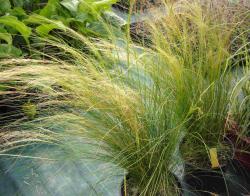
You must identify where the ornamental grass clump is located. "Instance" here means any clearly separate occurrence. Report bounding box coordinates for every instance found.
[0,25,182,195]
[144,0,249,168]
[0,0,249,195]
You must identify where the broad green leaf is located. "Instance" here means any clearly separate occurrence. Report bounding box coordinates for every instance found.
[78,0,116,20]
[75,22,106,37]
[40,0,60,18]
[0,15,31,44]
[0,44,22,58]
[0,27,12,45]
[36,22,66,36]
[24,14,49,24]
[12,0,24,7]
[87,21,107,35]
[26,14,70,28]
[54,15,70,25]
[25,14,67,28]
[60,0,80,13]
[75,13,93,23]
[9,7,28,20]
[78,1,93,14]
[92,0,117,11]
[0,0,11,15]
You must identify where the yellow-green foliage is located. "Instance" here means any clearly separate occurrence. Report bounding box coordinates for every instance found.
[0,27,181,194]
[143,0,249,166]
[0,0,249,195]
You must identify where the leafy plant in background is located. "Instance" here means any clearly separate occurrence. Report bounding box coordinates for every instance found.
[0,0,120,58]
[36,0,119,36]
[114,0,162,12]
[0,0,31,57]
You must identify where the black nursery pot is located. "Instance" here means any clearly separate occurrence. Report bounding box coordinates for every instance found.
[183,164,228,196]
[183,160,250,196]
[226,160,250,195]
